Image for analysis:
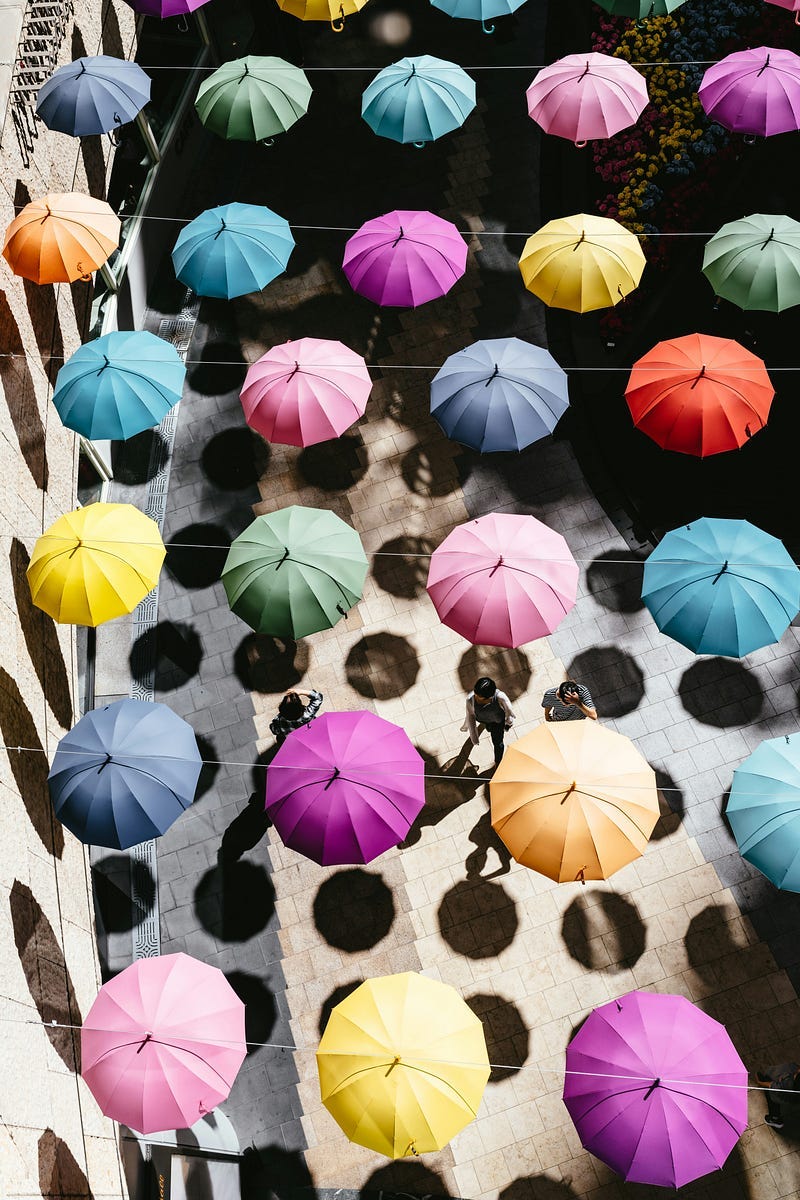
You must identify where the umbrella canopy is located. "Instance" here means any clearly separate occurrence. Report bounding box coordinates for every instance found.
[3,192,120,284]
[430,0,526,33]
[699,47,800,137]
[564,990,747,1187]
[526,53,648,145]
[593,0,688,13]
[728,733,800,891]
[343,209,468,307]
[426,512,578,647]
[172,202,294,300]
[703,213,800,312]
[430,337,569,452]
[195,56,312,142]
[519,213,645,312]
[123,0,212,16]
[48,699,201,850]
[317,972,489,1157]
[53,330,185,441]
[27,502,165,627]
[491,722,659,882]
[625,333,774,457]
[275,0,368,28]
[82,953,246,1135]
[36,56,151,137]
[266,711,424,865]
[222,505,368,638]
[240,338,371,447]
[765,0,800,17]
[641,517,800,657]
[362,56,475,145]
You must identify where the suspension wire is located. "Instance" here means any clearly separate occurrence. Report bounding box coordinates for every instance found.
[0,59,727,72]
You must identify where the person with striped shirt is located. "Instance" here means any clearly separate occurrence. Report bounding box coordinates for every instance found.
[542,679,597,722]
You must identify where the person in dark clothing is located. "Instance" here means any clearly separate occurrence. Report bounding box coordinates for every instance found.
[269,689,323,745]
[461,676,516,767]
[757,1063,800,1129]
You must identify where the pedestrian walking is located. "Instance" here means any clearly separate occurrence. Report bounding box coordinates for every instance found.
[461,676,516,767]
[269,688,324,745]
[757,1062,800,1129]
[542,679,597,722]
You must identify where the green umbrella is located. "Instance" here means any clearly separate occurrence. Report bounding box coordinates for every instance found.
[703,213,800,312]
[592,0,687,14]
[222,506,368,638]
[195,56,312,143]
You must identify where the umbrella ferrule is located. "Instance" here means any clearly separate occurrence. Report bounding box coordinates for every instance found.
[689,364,706,390]
[97,752,113,775]
[489,556,504,577]
[289,361,300,379]
[485,364,500,387]
[404,65,416,87]
[561,781,577,804]
[136,1032,153,1055]
[757,53,771,77]
[580,62,590,79]
[323,767,340,792]
[644,1078,661,1100]
[276,546,291,570]
[574,231,586,250]
[386,1055,401,1075]
[712,560,729,585]
[392,227,405,248]
[761,228,775,250]
[97,355,111,375]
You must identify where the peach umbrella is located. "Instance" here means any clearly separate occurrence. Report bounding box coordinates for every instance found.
[2,192,120,284]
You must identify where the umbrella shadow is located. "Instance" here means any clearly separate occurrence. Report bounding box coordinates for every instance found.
[401,440,472,499]
[92,854,156,934]
[566,645,645,718]
[187,339,248,396]
[586,549,646,614]
[110,429,169,485]
[438,878,519,959]
[38,1128,93,1199]
[200,427,271,491]
[0,667,63,858]
[130,621,203,693]
[313,869,395,953]
[458,644,532,702]
[0,291,49,489]
[318,979,362,1037]
[233,633,310,694]
[239,1143,313,1199]
[194,857,276,943]
[679,659,764,727]
[345,632,420,700]
[224,971,277,1056]
[9,538,72,729]
[561,892,646,973]
[297,431,368,491]
[372,535,436,600]
[465,993,529,1083]
[500,1176,579,1200]
[401,740,482,848]
[653,767,685,840]
[220,791,271,862]
[193,734,221,802]
[364,1162,451,1196]
[166,521,230,589]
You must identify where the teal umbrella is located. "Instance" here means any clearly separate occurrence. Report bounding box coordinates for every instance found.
[361,57,475,145]
[171,202,295,299]
[703,214,800,312]
[222,506,368,637]
[195,56,312,142]
[593,0,688,14]
[728,734,800,891]
[430,0,525,33]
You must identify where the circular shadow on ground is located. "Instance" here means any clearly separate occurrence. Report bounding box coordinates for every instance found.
[313,869,395,952]
[653,768,684,841]
[201,427,270,490]
[166,522,229,588]
[372,535,435,600]
[194,860,275,942]
[345,632,420,700]
[501,1176,579,1200]
[318,980,362,1037]
[401,442,470,498]
[679,659,763,727]
[365,1162,450,1197]
[233,633,309,693]
[110,429,167,485]
[297,432,368,491]
[458,645,532,702]
[561,892,646,973]
[224,971,277,1055]
[187,340,247,395]
[585,549,646,614]
[92,854,155,933]
[466,994,529,1083]
[438,878,519,959]
[567,645,645,718]
[130,621,203,692]
[193,734,220,802]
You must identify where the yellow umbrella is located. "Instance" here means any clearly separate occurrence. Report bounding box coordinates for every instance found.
[27,502,165,627]
[518,213,646,312]
[2,192,120,284]
[316,972,489,1158]
[274,0,369,29]
[491,721,659,883]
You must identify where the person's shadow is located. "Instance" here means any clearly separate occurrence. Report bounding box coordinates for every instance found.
[401,739,482,847]
[465,806,513,880]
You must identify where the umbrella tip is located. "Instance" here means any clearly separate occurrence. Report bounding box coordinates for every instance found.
[643,1078,661,1100]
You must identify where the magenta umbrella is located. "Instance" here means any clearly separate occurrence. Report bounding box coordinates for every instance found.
[81,953,246,1135]
[266,711,424,865]
[240,338,372,446]
[564,991,748,1188]
[124,0,211,15]
[526,53,649,145]
[699,47,800,137]
[343,209,468,307]
[426,512,578,648]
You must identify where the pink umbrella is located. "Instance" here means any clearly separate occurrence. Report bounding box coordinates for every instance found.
[124,0,211,15]
[240,338,372,447]
[526,53,649,145]
[764,0,800,23]
[699,47,800,137]
[426,512,578,648]
[342,209,468,307]
[81,953,246,1134]
[266,711,424,865]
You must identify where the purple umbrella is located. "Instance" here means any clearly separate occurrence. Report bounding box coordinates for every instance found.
[699,46,800,137]
[123,0,211,16]
[342,209,468,307]
[265,711,424,865]
[564,991,747,1188]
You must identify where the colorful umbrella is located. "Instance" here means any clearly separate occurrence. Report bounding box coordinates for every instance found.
[430,337,569,452]
[641,517,800,658]
[728,733,800,891]
[764,0,800,22]
[625,333,774,457]
[593,0,688,13]
[519,214,645,312]
[266,711,424,865]
[3,193,120,284]
[48,699,201,850]
[317,972,489,1156]
[195,56,312,142]
[240,338,371,447]
[27,502,165,627]
[343,210,468,307]
[82,953,246,1135]
[36,56,151,137]
[703,213,800,312]
[52,330,185,441]
[565,991,747,1187]
[491,721,659,882]
[171,202,294,299]
[699,47,800,137]
[526,53,648,145]
[430,0,526,34]
[275,0,369,30]
[222,505,368,638]
[123,0,212,16]
[426,512,578,648]
[362,56,475,145]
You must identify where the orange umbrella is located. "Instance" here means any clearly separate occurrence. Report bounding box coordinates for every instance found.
[625,333,774,457]
[2,192,120,284]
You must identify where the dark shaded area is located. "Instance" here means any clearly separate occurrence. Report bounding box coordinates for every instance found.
[345,632,420,700]
[225,970,277,1055]
[201,426,271,490]
[684,903,744,992]
[188,340,248,395]
[438,878,519,959]
[365,1162,451,1197]
[318,979,362,1037]
[500,1177,579,1200]
[401,442,470,498]
[130,621,203,692]
[402,741,482,848]
[465,808,513,880]
[92,854,155,933]
[466,993,529,1083]
[313,869,395,952]
[234,633,309,693]
[566,645,645,718]
[110,429,168,485]
[194,859,275,942]
[0,290,49,489]
[166,522,230,588]
[10,880,81,1070]
[221,791,270,861]
[458,645,532,702]
[0,667,63,858]
[193,733,221,801]
[373,535,436,600]
[239,1144,313,1200]
[251,743,280,794]
[561,892,646,973]
[679,659,764,727]
[652,768,685,842]
[297,432,368,490]
[38,1128,93,1199]
[586,549,646,614]
[100,0,124,55]
[10,538,72,728]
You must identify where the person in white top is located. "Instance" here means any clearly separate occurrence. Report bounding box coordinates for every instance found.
[461,676,516,766]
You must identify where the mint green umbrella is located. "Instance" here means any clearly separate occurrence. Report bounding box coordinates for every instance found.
[195,56,312,142]
[593,0,687,13]
[222,506,368,638]
[703,214,800,312]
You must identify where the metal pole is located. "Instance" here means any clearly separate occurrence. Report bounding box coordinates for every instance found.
[135,110,160,164]
[98,260,118,293]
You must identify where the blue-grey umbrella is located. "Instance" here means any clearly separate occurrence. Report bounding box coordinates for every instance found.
[36,56,151,137]
[48,699,201,849]
[171,202,295,299]
[430,337,569,452]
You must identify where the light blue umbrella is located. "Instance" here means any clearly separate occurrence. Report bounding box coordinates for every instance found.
[430,0,526,33]
[53,330,185,440]
[36,56,151,137]
[641,517,800,658]
[728,734,800,891]
[361,56,475,145]
[171,202,295,299]
[430,337,569,452]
